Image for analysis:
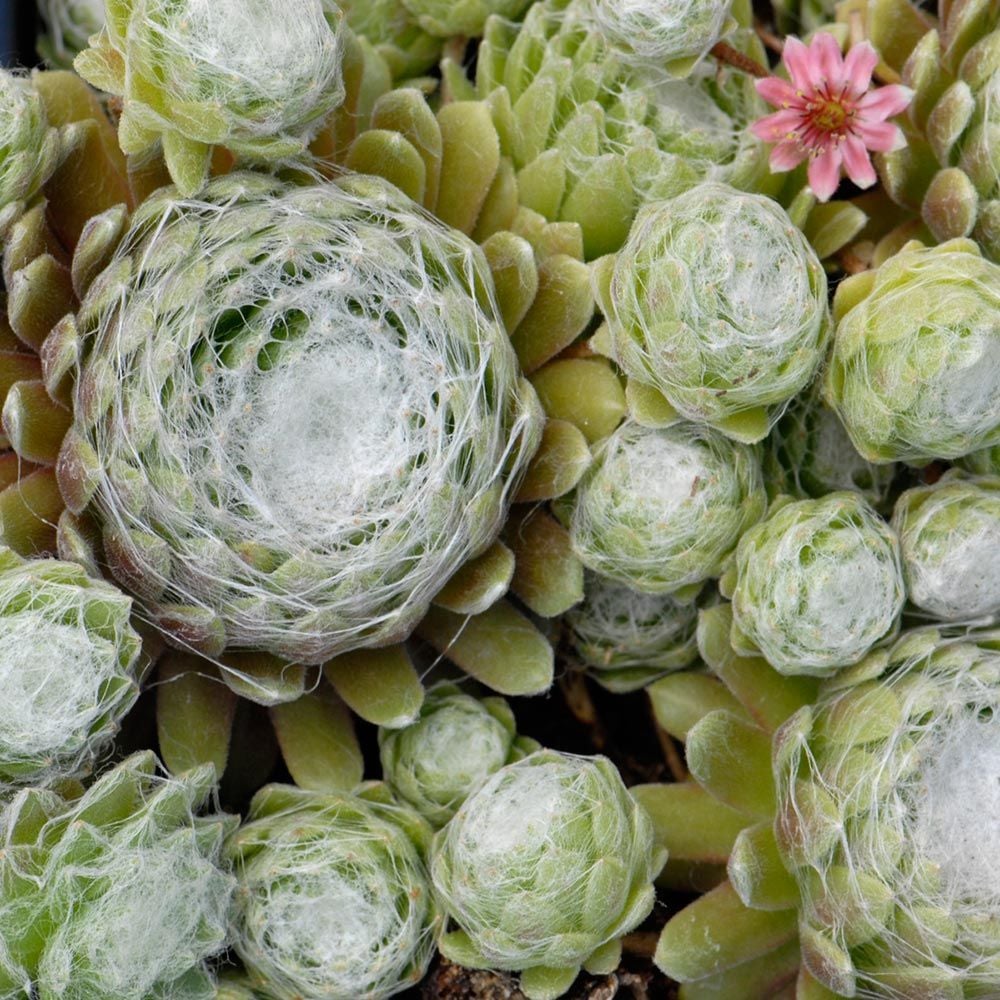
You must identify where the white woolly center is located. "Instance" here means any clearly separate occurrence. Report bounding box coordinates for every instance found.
[43,839,232,998]
[570,421,763,594]
[586,0,733,64]
[934,333,1000,434]
[232,318,442,545]
[623,435,705,516]
[770,523,898,660]
[432,753,653,969]
[912,529,1000,620]
[413,706,509,789]
[912,711,1000,908]
[176,0,330,97]
[262,869,399,980]
[776,638,1000,991]
[835,254,1000,461]
[458,763,573,859]
[0,617,111,756]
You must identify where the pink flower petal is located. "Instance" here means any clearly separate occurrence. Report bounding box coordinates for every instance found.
[756,76,804,108]
[770,142,809,172]
[750,108,807,141]
[842,42,878,97]
[841,135,877,188]
[854,119,906,152]
[782,36,816,92]
[812,32,845,89]
[858,84,914,121]
[807,146,843,201]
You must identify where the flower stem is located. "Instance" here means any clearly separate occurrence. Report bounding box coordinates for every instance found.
[710,41,770,78]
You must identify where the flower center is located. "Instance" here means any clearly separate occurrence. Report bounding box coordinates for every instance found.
[808,97,850,134]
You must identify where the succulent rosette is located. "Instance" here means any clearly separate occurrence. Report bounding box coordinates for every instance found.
[581,0,737,75]
[564,572,701,691]
[875,0,1000,258]
[474,0,770,258]
[226,782,440,1000]
[765,384,899,511]
[825,238,1000,464]
[892,471,1000,621]
[727,493,906,677]
[565,420,766,597]
[0,69,62,231]
[74,0,348,195]
[0,752,236,998]
[773,628,1000,997]
[338,0,441,78]
[58,172,541,667]
[649,603,822,995]
[431,750,666,999]
[0,546,143,787]
[596,183,830,444]
[36,0,106,69]
[401,0,533,37]
[0,68,134,560]
[379,683,538,828]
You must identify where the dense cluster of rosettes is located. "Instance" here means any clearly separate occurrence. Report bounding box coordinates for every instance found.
[1,0,998,997]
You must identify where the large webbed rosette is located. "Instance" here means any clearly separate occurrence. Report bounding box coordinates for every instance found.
[580,0,737,75]
[773,629,1000,997]
[473,0,770,258]
[37,0,106,69]
[825,238,1000,464]
[58,172,542,668]
[564,571,701,692]
[565,420,766,597]
[0,752,236,999]
[0,546,142,788]
[595,183,831,444]
[226,782,440,1000]
[727,492,905,677]
[431,750,666,999]
[74,0,347,195]
[892,471,1000,621]
[0,69,62,232]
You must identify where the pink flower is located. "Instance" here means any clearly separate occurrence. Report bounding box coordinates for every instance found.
[750,33,913,201]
